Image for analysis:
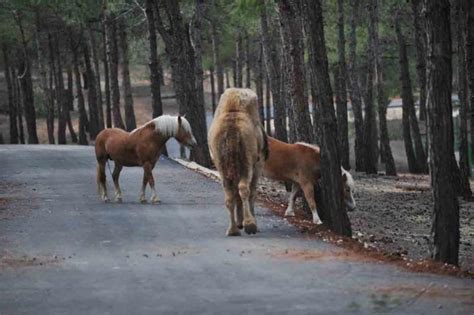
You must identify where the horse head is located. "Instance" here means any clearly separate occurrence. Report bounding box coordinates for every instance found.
[341,167,356,211]
[175,116,197,148]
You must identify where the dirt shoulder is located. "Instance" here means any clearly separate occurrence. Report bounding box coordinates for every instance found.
[177,159,473,277]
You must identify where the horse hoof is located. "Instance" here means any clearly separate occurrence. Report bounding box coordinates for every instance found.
[102,197,109,203]
[313,219,323,225]
[244,223,257,235]
[284,210,295,217]
[237,224,243,230]
[140,199,147,204]
[226,228,241,236]
[151,197,161,204]
[115,198,123,203]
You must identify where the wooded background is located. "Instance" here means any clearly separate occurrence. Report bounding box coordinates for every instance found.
[0,0,472,266]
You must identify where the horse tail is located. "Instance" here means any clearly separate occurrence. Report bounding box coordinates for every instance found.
[218,127,245,183]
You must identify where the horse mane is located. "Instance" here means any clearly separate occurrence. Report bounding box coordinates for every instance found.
[131,115,192,137]
[341,167,355,188]
[295,142,320,152]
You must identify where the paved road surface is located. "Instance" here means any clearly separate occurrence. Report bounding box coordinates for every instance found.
[0,146,472,314]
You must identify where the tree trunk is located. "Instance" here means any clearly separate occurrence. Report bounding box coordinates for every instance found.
[235,29,243,88]
[364,0,379,174]
[209,0,224,98]
[304,0,352,237]
[118,19,136,132]
[372,3,395,176]
[35,13,54,144]
[12,66,25,144]
[106,13,125,129]
[46,66,55,144]
[225,69,230,89]
[335,0,350,169]
[145,0,164,119]
[278,0,313,144]
[210,66,216,113]
[15,13,39,144]
[101,16,112,128]
[465,0,474,166]
[3,46,19,144]
[83,35,100,139]
[260,0,287,142]
[453,0,472,199]
[411,0,427,122]
[425,0,460,266]
[46,32,58,144]
[395,17,424,174]
[245,32,251,89]
[66,67,74,111]
[52,34,68,144]
[88,25,105,131]
[154,0,211,167]
[256,41,265,124]
[347,0,365,171]
[70,33,89,145]
[265,74,272,135]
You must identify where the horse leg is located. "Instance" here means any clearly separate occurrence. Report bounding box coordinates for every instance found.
[224,183,240,236]
[301,182,322,225]
[139,164,151,203]
[285,183,300,217]
[112,163,123,202]
[235,194,243,229]
[239,174,257,235]
[148,166,160,204]
[96,160,109,202]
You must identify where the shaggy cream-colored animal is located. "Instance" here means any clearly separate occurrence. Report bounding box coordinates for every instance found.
[208,88,267,236]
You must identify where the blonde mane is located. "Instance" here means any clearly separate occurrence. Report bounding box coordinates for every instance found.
[295,142,320,151]
[130,115,192,137]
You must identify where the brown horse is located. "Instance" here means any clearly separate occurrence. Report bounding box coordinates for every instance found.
[95,115,196,203]
[208,88,268,236]
[263,136,355,224]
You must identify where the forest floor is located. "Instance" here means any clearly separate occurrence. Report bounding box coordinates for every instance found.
[0,80,472,274]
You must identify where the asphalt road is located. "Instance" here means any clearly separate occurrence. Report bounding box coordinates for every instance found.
[0,145,472,315]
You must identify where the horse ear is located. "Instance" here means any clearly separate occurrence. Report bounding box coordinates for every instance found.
[342,173,347,182]
[178,116,182,124]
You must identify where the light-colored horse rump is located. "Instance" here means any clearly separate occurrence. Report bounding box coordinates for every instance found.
[95,115,196,203]
[209,88,266,236]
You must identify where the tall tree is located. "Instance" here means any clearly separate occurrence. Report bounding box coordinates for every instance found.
[465,0,474,161]
[372,2,396,176]
[3,46,18,144]
[425,0,460,266]
[154,0,211,167]
[101,12,112,128]
[13,12,38,144]
[88,25,105,130]
[411,0,427,122]
[83,37,100,138]
[453,0,472,199]
[265,74,272,135]
[145,0,164,119]
[347,0,365,171]
[335,0,349,169]
[209,0,224,99]
[105,12,125,129]
[118,18,136,132]
[278,0,313,143]
[395,15,426,174]
[259,0,287,142]
[363,0,379,174]
[304,0,351,236]
[235,29,243,88]
[69,31,88,145]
